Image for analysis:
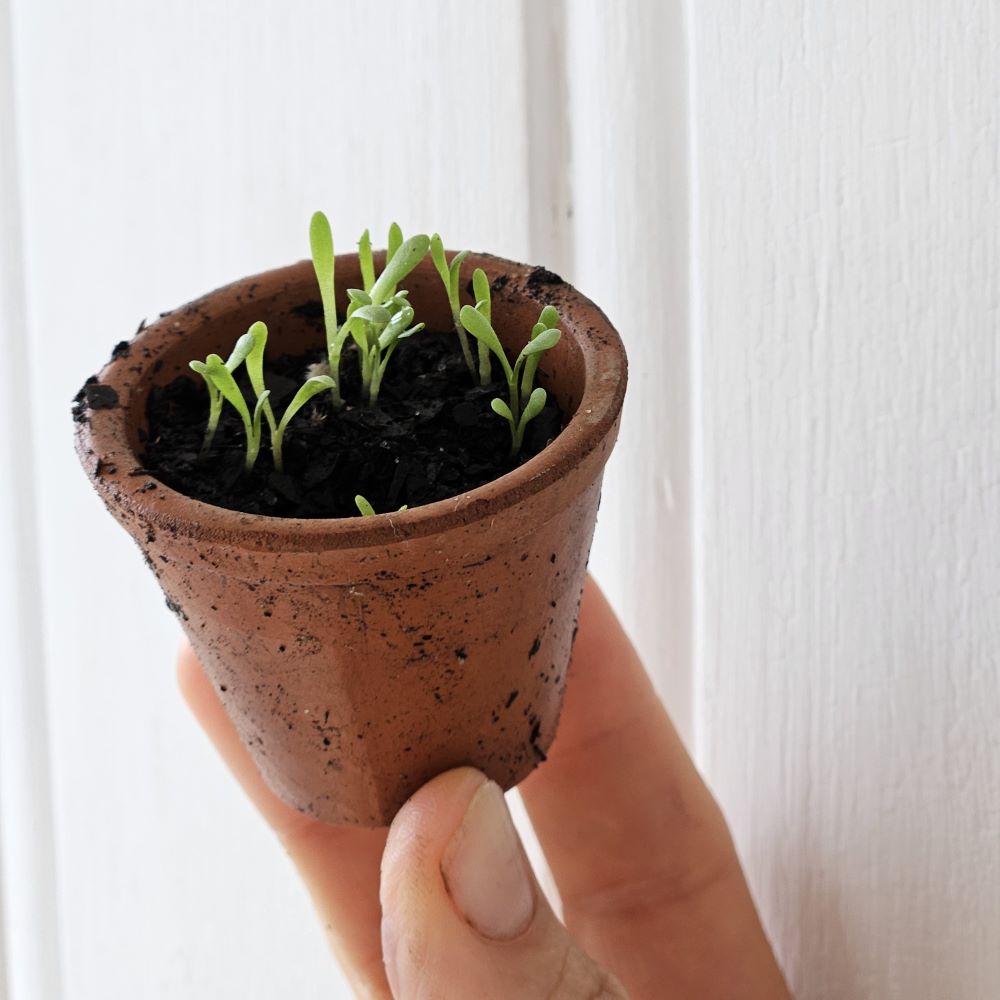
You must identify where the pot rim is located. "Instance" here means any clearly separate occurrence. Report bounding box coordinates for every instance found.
[76,251,627,552]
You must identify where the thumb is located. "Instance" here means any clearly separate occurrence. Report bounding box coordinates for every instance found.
[380,768,627,999]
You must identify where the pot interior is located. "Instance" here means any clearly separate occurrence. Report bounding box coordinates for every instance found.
[124,254,587,459]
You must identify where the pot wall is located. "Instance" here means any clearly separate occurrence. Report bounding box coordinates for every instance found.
[160,476,603,824]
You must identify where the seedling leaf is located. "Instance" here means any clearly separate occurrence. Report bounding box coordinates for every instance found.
[359,229,375,291]
[310,211,336,326]
[471,268,493,383]
[351,304,392,327]
[203,356,251,426]
[472,268,491,324]
[387,222,403,263]
[491,397,514,421]
[244,321,276,433]
[538,305,559,329]
[520,326,561,357]
[278,376,335,432]
[448,250,469,302]
[226,332,254,371]
[460,304,512,382]
[271,375,335,472]
[189,360,224,456]
[310,211,343,406]
[252,390,270,417]
[430,234,449,286]
[520,386,547,424]
[369,234,430,304]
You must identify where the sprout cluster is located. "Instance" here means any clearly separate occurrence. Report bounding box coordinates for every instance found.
[311,215,429,409]
[459,277,561,456]
[189,213,563,510]
[190,321,333,473]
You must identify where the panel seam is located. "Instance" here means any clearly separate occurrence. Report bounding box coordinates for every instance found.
[683,0,707,766]
[0,0,63,995]
[521,0,574,277]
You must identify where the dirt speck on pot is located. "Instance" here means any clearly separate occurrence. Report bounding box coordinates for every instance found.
[73,377,120,423]
[526,265,565,291]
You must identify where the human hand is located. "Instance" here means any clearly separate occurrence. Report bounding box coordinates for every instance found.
[178,579,790,998]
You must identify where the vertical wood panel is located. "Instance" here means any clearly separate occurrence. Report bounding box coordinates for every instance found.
[10,1,533,995]
[523,0,573,278]
[0,0,61,997]
[692,3,1000,996]
[564,0,694,736]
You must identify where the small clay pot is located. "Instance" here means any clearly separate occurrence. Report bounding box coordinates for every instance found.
[74,252,627,826]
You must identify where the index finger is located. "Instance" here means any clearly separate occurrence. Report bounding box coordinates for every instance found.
[519,580,789,999]
[177,643,391,999]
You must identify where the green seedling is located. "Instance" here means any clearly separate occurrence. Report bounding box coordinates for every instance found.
[387,223,403,273]
[271,375,336,473]
[430,235,473,376]
[369,232,429,303]
[358,229,374,292]
[355,495,408,517]
[189,332,254,456]
[189,352,271,471]
[312,218,430,407]
[309,210,348,409]
[490,388,548,456]
[244,319,341,470]
[358,223,405,299]
[459,302,562,456]
[244,321,277,436]
[191,320,335,473]
[521,305,560,403]
[348,294,425,405]
[471,268,493,385]
[339,230,430,405]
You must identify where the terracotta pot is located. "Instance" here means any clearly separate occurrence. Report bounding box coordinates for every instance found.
[74,252,627,826]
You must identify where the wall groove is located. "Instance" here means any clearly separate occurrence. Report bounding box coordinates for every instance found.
[683,0,706,765]
[0,0,62,996]
[522,0,574,278]
[562,0,695,740]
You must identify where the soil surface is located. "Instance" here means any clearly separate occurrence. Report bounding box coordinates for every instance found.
[141,331,563,518]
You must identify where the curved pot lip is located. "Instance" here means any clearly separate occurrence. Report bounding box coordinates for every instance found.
[76,251,628,552]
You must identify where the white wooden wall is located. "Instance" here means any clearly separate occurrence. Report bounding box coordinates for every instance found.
[692,4,1000,997]
[1,1,997,998]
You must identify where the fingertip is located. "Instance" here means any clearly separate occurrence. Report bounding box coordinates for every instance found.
[379,768,490,996]
[379,766,625,999]
[175,642,227,743]
[381,767,488,893]
[175,637,202,704]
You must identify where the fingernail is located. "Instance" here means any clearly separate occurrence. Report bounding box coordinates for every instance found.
[441,780,535,940]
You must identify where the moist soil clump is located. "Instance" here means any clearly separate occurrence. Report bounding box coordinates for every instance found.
[142,331,563,519]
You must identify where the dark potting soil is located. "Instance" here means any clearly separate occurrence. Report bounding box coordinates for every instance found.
[141,331,564,519]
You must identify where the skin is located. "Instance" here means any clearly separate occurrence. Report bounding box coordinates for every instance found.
[177,579,791,999]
